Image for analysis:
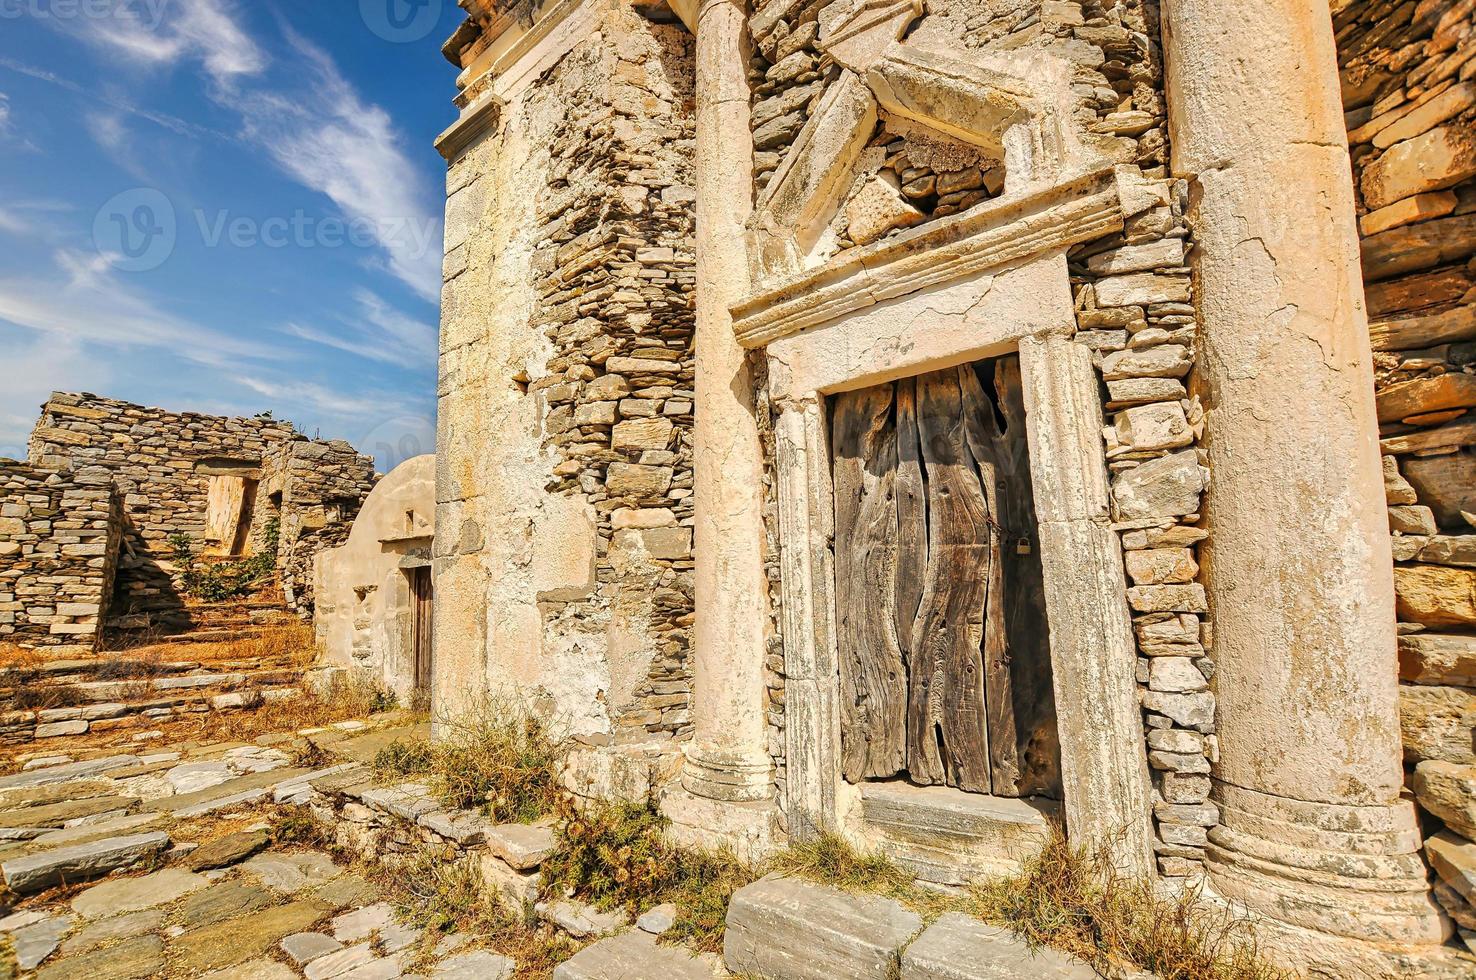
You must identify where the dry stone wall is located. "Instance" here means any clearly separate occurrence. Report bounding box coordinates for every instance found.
[436,0,699,749]
[1338,0,1476,936]
[0,461,121,652]
[25,393,373,636]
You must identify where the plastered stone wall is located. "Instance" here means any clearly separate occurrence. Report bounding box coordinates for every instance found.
[436,0,700,747]
[315,455,435,703]
[0,460,121,653]
[25,392,374,635]
[1338,0,1476,939]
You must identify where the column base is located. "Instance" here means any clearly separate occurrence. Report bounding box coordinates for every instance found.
[1205,782,1450,947]
[661,785,781,864]
[680,741,774,804]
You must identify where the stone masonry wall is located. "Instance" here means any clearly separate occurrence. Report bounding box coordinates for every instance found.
[0,461,121,653]
[1337,0,1476,936]
[261,438,379,619]
[26,393,373,636]
[528,7,698,746]
[436,0,699,748]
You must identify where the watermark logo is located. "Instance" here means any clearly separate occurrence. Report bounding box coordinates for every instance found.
[359,0,442,43]
[0,0,171,31]
[360,415,435,474]
[92,187,176,272]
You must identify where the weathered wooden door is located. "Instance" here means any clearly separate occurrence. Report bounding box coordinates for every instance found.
[204,475,258,556]
[410,567,433,692]
[832,357,1061,798]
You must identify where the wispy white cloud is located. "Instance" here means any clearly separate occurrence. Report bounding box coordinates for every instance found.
[9,5,442,302]
[0,333,113,458]
[233,32,442,301]
[0,90,40,153]
[282,289,438,367]
[0,57,232,142]
[0,248,279,366]
[61,0,267,87]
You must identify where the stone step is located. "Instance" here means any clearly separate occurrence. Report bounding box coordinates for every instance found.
[900,913,1098,980]
[0,830,170,893]
[860,783,1055,885]
[723,877,923,980]
[553,930,724,979]
[723,879,1103,980]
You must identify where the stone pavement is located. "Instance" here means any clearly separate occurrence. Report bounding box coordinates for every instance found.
[0,719,515,980]
[0,705,1134,979]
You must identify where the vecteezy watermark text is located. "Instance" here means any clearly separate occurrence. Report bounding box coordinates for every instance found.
[92,188,441,272]
[194,210,439,256]
[1,0,171,29]
[358,0,443,43]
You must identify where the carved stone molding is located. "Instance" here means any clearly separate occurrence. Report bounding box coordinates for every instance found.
[745,0,1097,286]
[735,166,1146,350]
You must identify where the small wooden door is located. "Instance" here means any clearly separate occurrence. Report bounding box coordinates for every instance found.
[832,357,1061,799]
[204,476,259,556]
[410,567,434,692]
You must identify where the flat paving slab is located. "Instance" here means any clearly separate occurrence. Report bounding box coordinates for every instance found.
[724,877,923,980]
[554,931,721,980]
[900,913,1099,980]
[1,831,170,893]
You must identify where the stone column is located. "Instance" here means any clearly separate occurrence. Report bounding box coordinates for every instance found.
[1161,0,1446,949]
[683,0,773,804]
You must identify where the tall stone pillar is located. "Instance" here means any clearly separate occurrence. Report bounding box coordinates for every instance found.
[683,0,773,806]
[1160,0,1446,951]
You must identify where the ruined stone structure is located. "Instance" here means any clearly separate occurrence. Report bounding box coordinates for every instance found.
[20,393,376,641]
[314,455,436,703]
[433,0,1476,972]
[0,460,122,653]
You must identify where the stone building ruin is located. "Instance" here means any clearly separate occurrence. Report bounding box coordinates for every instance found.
[429,0,1476,973]
[314,455,437,703]
[2,392,376,650]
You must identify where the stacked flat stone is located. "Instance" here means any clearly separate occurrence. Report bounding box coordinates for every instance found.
[261,438,377,618]
[509,8,698,743]
[1339,0,1476,938]
[1068,174,1214,880]
[22,393,374,636]
[749,0,838,190]
[0,461,121,652]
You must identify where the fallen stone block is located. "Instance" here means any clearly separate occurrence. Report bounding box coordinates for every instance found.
[486,823,556,870]
[554,930,720,979]
[537,899,627,939]
[187,830,271,871]
[724,877,923,980]
[901,912,1097,979]
[1,831,170,893]
[434,950,517,980]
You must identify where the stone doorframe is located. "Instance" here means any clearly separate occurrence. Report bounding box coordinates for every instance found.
[732,167,1159,876]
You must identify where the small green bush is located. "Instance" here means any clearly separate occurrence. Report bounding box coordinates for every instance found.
[540,795,757,953]
[372,738,435,780]
[170,518,279,602]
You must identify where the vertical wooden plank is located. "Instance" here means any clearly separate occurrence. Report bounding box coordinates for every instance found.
[994,357,1063,799]
[832,385,907,781]
[203,476,246,556]
[893,378,927,657]
[413,568,434,692]
[910,370,991,793]
[959,364,1020,797]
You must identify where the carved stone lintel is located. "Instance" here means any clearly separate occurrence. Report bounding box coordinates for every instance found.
[818,0,925,74]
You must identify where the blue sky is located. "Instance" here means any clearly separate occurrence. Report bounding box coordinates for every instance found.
[0,0,462,470]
